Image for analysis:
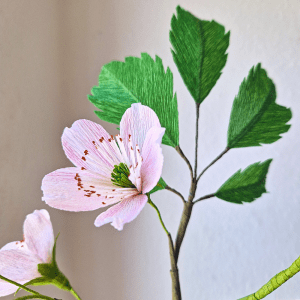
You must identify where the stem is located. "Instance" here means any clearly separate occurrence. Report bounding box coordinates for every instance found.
[194,103,200,178]
[196,147,230,183]
[0,274,40,296]
[175,145,193,181]
[174,200,194,262]
[70,288,82,300]
[148,196,169,235]
[193,193,215,204]
[168,233,181,300]
[237,255,300,300]
[165,185,186,204]
[15,296,57,300]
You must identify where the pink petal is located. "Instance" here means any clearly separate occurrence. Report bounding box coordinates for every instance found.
[120,104,162,155]
[94,194,148,230]
[140,126,165,193]
[0,249,41,296]
[42,167,124,211]
[23,210,54,263]
[62,119,119,175]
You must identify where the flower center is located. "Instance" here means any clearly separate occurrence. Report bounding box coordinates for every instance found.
[111,163,135,188]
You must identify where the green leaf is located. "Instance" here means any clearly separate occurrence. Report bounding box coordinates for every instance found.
[170,5,230,103]
[227,64,292,148]
[88,53,179,147]
[149,177,167,194]
[215,159,272,204]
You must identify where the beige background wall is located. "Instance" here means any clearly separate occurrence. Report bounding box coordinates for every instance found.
[1,1,300,299]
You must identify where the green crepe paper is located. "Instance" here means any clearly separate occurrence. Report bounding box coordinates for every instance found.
[238,255,300,300]
[89,53,179,148]
[149,177,167,195]
[170,5,230,104]
[227,64,292,148]
[215,159,272,204]
[15,234,71,296]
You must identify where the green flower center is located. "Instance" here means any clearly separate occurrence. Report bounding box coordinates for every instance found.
[111,163,135,188]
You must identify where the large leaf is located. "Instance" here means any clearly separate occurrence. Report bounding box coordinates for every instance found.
[227,64,292,148]
[215,159,272,204]
[170,5,230,103]
[88,53,179,148]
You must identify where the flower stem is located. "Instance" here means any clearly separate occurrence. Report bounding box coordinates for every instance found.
[147,196,169,235]
[70,288,82,300]
[0,274,40,296]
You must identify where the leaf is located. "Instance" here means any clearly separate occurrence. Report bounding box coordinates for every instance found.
[149,177,167,194]
[88,53,179,147]
[227,64,292,148]
[215,159,272,204]
[170,5,230,103]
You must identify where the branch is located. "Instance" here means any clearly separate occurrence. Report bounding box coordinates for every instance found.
[175,146,193,181]
[165,185,186,204]
[174,201,194,262]
[168,233,181,300]
[196,147,230,183]
[193,193,215,204]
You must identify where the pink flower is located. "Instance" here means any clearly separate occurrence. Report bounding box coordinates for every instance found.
[0,209,54,296]
[42,104,165,230]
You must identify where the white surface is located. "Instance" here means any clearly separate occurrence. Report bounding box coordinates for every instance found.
[0,0,300,299]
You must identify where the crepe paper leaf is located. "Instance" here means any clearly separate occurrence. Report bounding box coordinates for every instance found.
[238,255,300,300]
[170,5,230,104]
[88,53,179,148]
[227,64,292,148]
[215,159,272,204]
[149,177,167,194]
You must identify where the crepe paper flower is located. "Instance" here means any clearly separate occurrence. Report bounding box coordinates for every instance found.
[42,103,165,230]
[0,209,54,297]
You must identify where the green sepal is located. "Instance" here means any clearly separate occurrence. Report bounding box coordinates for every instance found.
[215,159,272,204]
[88,52,179,148]
[170,5,230,103]
[149,177,167,194]
[227,64,292,148]
[15,233,71,296]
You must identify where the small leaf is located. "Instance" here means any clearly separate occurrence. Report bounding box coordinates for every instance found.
[149,177,167,194]
[89,53,179,147]
[170,5,230,103]
[215,159,272,204]
[227,64,292,148]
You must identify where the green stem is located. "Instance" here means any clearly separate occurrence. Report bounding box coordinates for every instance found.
[238,255,300,300]
[15,295,57,300]
[148,196,169,235]
[70,288,82,300]
[0,274,40,296]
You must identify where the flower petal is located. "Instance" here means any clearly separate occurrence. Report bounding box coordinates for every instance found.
[0,249,41,296]
[42,167,126,211]
[94,194,148,230]
[120,103,162,156]
[62,119,120,175]
[140,126,165,193]
[23,210,54,263]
